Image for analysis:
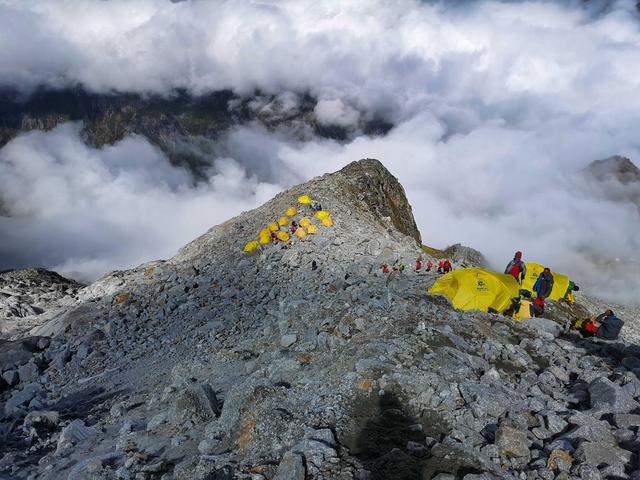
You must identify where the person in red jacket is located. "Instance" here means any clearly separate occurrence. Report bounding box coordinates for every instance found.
[426,260,433,272]
[416,259,422,272]
[437,260,444,274]
[443,259,452,273]
[530,296,545,317]
[382,263,389,274]
[504,251,527,284]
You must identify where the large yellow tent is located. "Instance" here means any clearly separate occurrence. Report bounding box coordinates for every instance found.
[298,195,312,205]
[428,268,520,313]
[521,262,570,301]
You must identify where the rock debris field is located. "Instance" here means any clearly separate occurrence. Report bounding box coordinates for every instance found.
[1,159,640,480]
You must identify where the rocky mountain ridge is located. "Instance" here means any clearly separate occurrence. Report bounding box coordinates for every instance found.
[0,88,392,181]
[1,159,640,480]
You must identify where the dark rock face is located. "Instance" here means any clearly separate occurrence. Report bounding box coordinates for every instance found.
[0,88,393,176]
[339,159,422,244]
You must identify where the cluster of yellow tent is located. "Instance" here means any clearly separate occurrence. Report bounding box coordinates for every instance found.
[243,195,334,252]
[428,262,572,319]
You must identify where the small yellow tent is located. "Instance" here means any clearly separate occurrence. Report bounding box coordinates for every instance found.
[243,241,259,253]
[428,268,520,313]
[521,262,570,301]
[295,228,307,238]
[298,195,312,205]
[307,224,318,234]
[314,210,330,220]
[278,216,290,227]
[259,229,271,244]
[299,216,311,227]
[268,222,279,232]
[321,217,334,227]
[285,207,297,217]
[276,231,290,242]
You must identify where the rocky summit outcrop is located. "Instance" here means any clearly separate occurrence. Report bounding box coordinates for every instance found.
[585,156,640,186]
[1,159,640,480]
[0,269,82,339]
[582,156,640,210]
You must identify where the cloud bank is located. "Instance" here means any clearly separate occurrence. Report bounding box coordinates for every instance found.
[0,124,280,280]
[1,0,640,303]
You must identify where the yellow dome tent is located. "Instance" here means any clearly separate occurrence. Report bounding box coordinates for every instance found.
[307,224,318,234]
[299,216,311,227]
[278,216,290,227]
[285,207,297,217]
[428,268,520,313]
[268,222,279,232]
[298,195,312,205]
[314,210,330,220]
[259,229,271,244]
[294,228,307,238]
[321,217,334,227]
[243,241,259,253]
[276,231,290,242]
[521,262,570,301]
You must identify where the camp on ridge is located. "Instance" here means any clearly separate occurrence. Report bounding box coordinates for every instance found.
[428,262,575,320]
[242,194,333,253]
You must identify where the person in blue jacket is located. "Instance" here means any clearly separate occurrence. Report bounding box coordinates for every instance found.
[533,268,554,299]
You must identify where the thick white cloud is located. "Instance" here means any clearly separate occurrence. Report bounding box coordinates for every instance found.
[0,124,280,280]
[0,0,640,303]
[314,99,360,127]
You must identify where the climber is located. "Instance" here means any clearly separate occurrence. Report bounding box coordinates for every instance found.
[290,221,298,234]
[399,262,405,273]
[426,260,433,272]
[533,268,554,299]
[271,231,278,243]
[563,281,579,304]
[581,310,624,340]
[530,296,545,317]
[415,259,422,272]
[382,264,389,274]
[504,251,526,284]
[312,260,318,271]
[443,259,452,273]
[437,260,444,274]
[311,201,322,212]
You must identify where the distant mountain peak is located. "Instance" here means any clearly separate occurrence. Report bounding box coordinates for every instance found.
[584,155,640,185]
